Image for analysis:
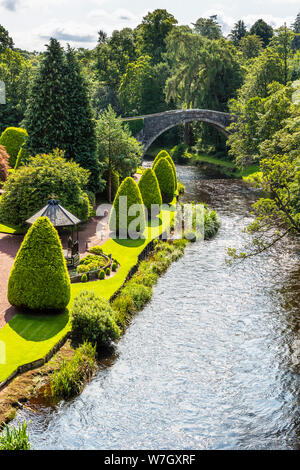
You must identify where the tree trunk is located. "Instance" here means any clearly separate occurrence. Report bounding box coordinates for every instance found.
[108,167,112,203]
[184,122,190,146]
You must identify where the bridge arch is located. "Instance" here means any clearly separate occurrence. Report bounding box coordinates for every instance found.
[125,109,235,154]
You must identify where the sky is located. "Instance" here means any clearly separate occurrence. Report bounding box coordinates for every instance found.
[0,0,299,51]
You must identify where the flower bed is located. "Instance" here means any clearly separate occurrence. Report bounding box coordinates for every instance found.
[69,252,112,283]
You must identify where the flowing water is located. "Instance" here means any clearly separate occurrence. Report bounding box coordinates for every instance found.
[13,165,300,450]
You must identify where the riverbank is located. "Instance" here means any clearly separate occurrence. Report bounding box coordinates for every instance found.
[0,197,221,428]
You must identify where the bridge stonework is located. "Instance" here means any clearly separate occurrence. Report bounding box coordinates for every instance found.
[133,109,234,154]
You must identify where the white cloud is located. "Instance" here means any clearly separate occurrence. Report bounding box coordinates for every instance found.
[87,8,143,34]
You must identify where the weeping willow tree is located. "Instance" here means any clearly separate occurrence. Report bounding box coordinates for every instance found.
[165,28,244,149]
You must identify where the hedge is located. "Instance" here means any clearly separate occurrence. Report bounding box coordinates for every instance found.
[138,168,162,217]
[109,176,146,237]
[8,217,71,311]
[153,150,169,167]
[0,127,28,168]
[153,157,175,204]
[14,145,30,170]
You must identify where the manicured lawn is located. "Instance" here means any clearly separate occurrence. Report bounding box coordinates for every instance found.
[0,203,175,384]
[0,223,25,235]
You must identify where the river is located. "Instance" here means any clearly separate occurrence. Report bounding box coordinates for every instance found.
[13,164,300,450]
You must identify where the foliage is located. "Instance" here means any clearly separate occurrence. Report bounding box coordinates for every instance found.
[250,19,273,47]
[0,127,28,167]
[153,157,175,203]
[96,105,142,202]
[0,48,32,133]
[0,423,30,450]
[291,13,300,50]
[8,217,71,311]
[0,144,10,182]
[89,246,103,255]
[99,270,105,280]
[23,40,100,191]
[136,9,178,64]
[106,268,111,276]
[119,55,168,115]
[239,35,263,59]
[15,144,30,169]
[138,168,162,216]
[229,20,247,46]
[71,290,120,346]
[0,149,91,226]
[192,15,222,39]
[81,274,88,283]
[0,24,14,53]
[109,176,146,236]
[50,342,98,399]
[228,155,299,261]
[123,118,144,135]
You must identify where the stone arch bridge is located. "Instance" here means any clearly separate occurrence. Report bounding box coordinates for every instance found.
[124,109,235,154]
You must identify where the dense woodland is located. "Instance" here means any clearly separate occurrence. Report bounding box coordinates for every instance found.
[0,9,299,256]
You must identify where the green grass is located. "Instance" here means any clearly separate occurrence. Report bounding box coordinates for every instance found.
[0,223,25,235]
[193,153,236,169]
[0,202,176,384]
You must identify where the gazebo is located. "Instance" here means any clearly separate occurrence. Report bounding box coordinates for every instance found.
[26,199,81,268]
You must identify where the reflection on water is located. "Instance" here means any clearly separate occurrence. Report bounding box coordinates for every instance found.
[13,165,300,450]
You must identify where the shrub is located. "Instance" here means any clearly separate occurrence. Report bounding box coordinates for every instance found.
[14,144,30,170]
[50,342,97,399]
[153,158,175,204]
[164,153,177,189]
[81,273,88,283]
[0,145,10,182]
[99,270,105,280]
[89,246,103,255]
[0,423,31,450]
[0,127,28,167]
[8,217,71,311]
[204,209,221,239]
[138,168,162,217]
[112,262,118,272]
[177,181,185,195]
[112,294,136,326]
[121,281,152,310]
[0,149,92,226]
[71,290,120,346]
[109,177,146,237]
[106,267,111,276]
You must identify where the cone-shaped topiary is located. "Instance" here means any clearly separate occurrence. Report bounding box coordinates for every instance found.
[109,177,146,237]
[0,145,10,182]
[8,217,71,311]
[152,150,177,190]
[0,127,28,168]
[153,150,169,167]
[138,168,162,217]
[153,158,175,204]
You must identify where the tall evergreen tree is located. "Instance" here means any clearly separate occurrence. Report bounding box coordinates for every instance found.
[24,39,101,192]
[291,13,300,50]
[250,19,273,47]
[64,47,101,191]
[230,20,247,46]
[24,39,69,156]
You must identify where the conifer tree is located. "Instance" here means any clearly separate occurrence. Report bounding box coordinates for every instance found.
[138,168,162,217]
[8,217,71,311]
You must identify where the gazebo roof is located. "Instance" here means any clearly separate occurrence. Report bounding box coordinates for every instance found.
[26,199,81,227]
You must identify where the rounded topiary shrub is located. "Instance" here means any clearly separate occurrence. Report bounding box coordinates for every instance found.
[106,268,111,276]
[152,150,177,191]
[153,158,175,204]
[0,128,28,168]
[99,270,105,280]
[8,217,71,311]
[71,290,120,346]
[138,168,162,218]
[109,177,146,238]
[81,273,88,283]
[164,154,178,189]
[112,262,118,272]
[0,145,10,182]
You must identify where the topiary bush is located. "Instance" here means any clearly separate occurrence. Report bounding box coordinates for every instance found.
[164,153,178,189]
[0,149,92,226]
[8,217,71,311]
[152,150,178,190]
[152,149,169,167]
[71,290,120,346]
[109,176,146,237]
[99,270,105,280]
[138,168,162,218]
[81,273,88,283]
[153,157,175,204]
[14,144,30,170]
[0,145,10,182]
[112,262,118,272]
[0,127,28,167]
[106,267,111,276]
